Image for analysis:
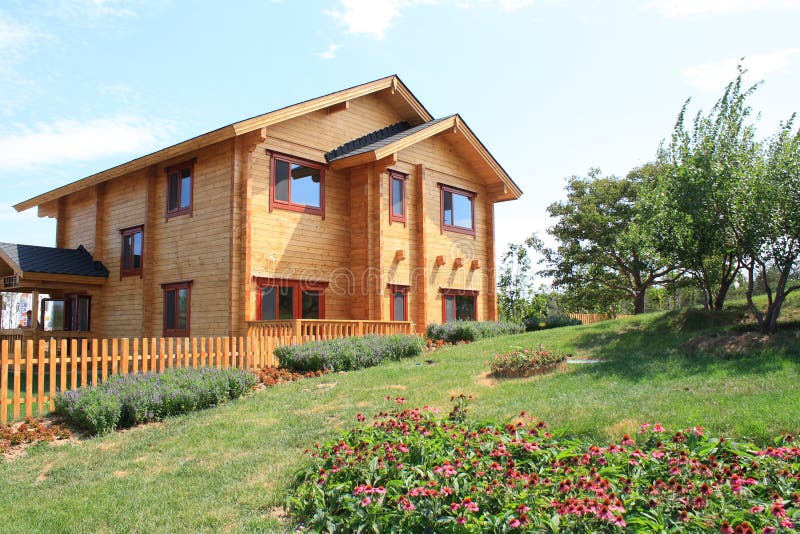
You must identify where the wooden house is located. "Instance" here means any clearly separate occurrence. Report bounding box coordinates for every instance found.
[2,76,522,340]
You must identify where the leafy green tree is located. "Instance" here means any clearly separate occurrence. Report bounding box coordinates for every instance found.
[648,72,759,311]
[737,116,800,333]
[497,236,541,323]
[541,168,674,314]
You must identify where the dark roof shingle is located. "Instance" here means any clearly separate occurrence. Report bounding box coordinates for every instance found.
[325,117,455,163]
[0,243,109,278]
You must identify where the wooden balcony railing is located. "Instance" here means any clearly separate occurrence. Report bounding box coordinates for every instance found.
[246,319,415,343]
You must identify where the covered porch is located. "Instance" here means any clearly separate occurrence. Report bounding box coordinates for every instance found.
[0,242,108,345]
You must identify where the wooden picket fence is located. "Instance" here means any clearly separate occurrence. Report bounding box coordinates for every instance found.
[1,335,283,425]
[566,313,633,325]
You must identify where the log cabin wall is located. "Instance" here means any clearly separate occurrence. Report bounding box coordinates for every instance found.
[246,92,412,327]
[56,140,234,338]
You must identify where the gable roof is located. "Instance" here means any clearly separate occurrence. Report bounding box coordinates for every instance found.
[15,75,433,212]
[0,243,109,278]
[327,115,522,201]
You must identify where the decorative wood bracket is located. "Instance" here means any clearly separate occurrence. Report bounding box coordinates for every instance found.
[394,249,405,262]
[435,255,446,267]
[453,257,464,268]
[470,259,480,270]
[326,101,350,115]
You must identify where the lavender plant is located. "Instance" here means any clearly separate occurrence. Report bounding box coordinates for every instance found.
[55,367,257,435]
[274,334,424,372]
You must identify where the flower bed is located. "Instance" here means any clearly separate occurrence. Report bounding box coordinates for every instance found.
[425,321,525,344]
[1,419,72,453]
[288,398,800,532]
[274,334,424,373]
[256,366,330,387]
[490,346,568,378]
[55,367,257,435]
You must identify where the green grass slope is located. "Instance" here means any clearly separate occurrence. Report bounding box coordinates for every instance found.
[1,305,799,532]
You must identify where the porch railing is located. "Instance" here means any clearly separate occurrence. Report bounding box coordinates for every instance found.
[246,319,415,342]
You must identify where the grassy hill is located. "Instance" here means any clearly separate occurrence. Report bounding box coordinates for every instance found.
[1,301,799,532]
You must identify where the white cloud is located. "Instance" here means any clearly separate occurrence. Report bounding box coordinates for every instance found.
[0,115,174,172]
[643,0,800,18]
[0,14,45,71]
[326,0,535,38]
[682,49,800,92]
[316,43,341,60]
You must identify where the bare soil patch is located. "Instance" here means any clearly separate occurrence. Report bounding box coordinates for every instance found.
[684,331,772,354]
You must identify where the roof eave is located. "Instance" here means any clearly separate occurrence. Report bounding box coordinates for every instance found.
[15,74,434,213]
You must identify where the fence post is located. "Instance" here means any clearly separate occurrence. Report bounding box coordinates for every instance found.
[293,319,302,345]
[0,341,7,425]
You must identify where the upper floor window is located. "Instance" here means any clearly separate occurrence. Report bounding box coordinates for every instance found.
[120,226,143,277]
[256,278,327,320]
[440,185,476,236]
[163,281,191,337]
[269,152,325,217]
[389,171,407,225]
[166,160,194,218]
[441,289,478,322]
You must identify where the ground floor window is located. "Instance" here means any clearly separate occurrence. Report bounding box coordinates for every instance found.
[441,289,478,322]
[256,278,327,320]
[40,295,91,332]
[163,281,191,336]
[388,284,409,321]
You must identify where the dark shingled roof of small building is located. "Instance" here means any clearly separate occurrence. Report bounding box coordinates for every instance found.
[0,242,109,278]
[325,116,453,163]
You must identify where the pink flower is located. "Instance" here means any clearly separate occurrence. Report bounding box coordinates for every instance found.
[456,517,466,525]
[356,413,366,422]
[780,519,794,529]
[653,423,666,433]
[361,497,371,506]
[509,518,521,528]
[750,505,764,513]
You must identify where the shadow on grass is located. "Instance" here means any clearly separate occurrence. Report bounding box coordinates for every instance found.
[567,309,800,383]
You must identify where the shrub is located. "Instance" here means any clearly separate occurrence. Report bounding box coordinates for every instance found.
[490,346,568,377]
[55,367,257,435]
[288,399,800,533]
[274,334,424,373]
[425,321,524,343]
[525,313,582,331]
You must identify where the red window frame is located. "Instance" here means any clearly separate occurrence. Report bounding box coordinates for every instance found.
[388,284,410,321]
[268,151,326,218]
[39,294,92,332]
[165,160,195,219]
[440,288,479,322]
[120,225,144,278]
[388,170,408,226]
[255,278,328,320]
[440,184,476,236]
[162,281,192,337]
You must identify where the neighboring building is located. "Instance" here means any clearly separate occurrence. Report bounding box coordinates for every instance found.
[4,76,522,339]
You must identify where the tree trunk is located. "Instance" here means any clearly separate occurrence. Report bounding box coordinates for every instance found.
[713,277,734,311]
[632,291,646,314]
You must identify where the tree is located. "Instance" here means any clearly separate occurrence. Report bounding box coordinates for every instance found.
[737,115,800,333]
[541,167,675,314]
[497,236,541,323]
[648,71,759,311]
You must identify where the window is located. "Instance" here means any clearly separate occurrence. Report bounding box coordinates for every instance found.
[388,284,409,321]
[269,152,325,217]
[441,289,478,322]
[256,278,327,320]
[389,171,407,225]
[166,160,194,218]
[440,185,476,236]
[40,295,91,332]
[163,282,191,336]
[120,226,143,277]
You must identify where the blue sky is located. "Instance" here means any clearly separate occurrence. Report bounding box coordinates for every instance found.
[1,0,799,265]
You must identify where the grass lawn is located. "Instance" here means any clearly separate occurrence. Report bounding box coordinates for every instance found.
[1,306,799,532]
